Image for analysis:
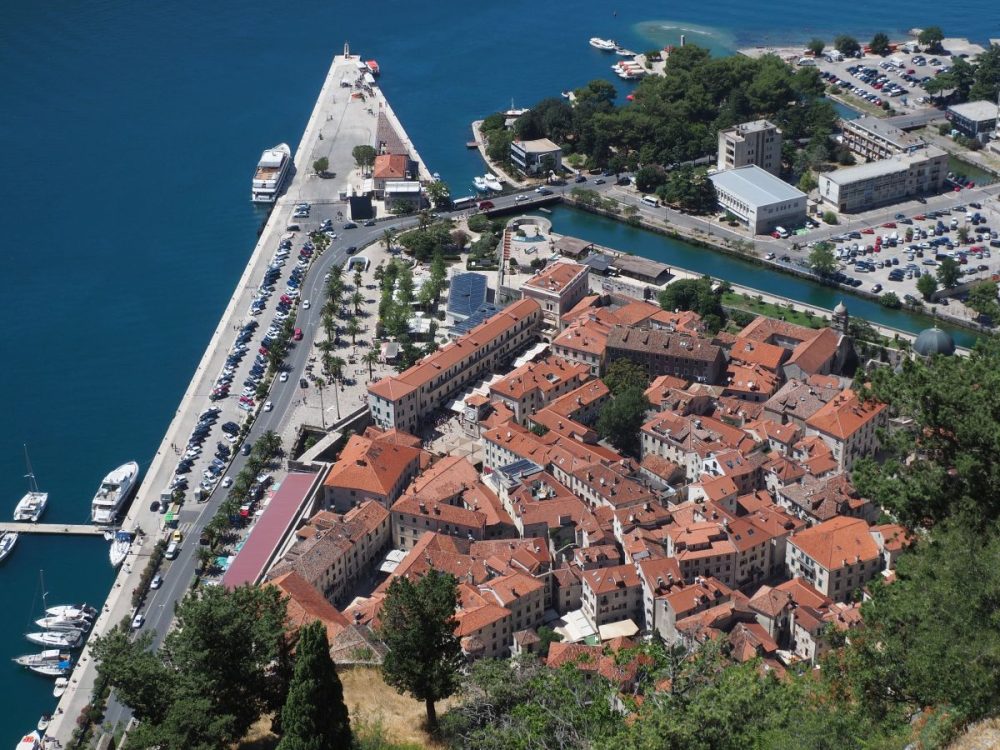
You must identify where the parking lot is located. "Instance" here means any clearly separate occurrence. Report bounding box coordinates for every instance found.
[816,51,948,113]
[801,200,1000,316]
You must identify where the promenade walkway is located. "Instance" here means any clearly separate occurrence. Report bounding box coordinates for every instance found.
[42,50,388,746]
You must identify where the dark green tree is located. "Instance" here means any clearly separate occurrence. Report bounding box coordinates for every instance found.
[834,35,861,57]
[917,26,945,52]
[965,279,1000,320]
[658,276,727,332]
[853,337,1000,526]
[379,569,463,731]
[277,621,351,750]
[808,241,837,277]
[806,38,825,56]
[969,44,1000,102]
[916,273,938,301]
[603,358,651,395]
[351,144,377,171]
[635,165,668,194]
[596,386,651,455]
[869,33,891,56]
[312,157,329,175]
[935,256,961,288]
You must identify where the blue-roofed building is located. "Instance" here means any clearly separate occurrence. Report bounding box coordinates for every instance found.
[708,165,806,234]
[450,303,500,337]
[447,272,489,324]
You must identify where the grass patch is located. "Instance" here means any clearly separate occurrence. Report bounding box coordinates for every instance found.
[722,292,827,329]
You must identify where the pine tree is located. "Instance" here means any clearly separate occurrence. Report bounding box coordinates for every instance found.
[277,621,351,750]
[379,569,463,731]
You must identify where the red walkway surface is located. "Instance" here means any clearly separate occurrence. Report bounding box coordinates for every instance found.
[222,471,317,588]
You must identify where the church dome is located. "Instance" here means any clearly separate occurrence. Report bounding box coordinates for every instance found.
[833,300,847,315]
[913,327,956,357]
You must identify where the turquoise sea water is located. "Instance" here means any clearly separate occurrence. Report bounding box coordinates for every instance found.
[0,0,993,738]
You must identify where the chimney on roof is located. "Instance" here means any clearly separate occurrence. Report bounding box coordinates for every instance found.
[354,611,362,623]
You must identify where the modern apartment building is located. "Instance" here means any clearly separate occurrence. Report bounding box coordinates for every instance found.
[818,146,947,213]
[841,116,926,161]
[368,298,542,433]
[717,120,783,175]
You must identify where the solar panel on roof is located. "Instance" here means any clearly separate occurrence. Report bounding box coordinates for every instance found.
[447,273,489,318]
[498,459,543,478]
[450,303,500,335]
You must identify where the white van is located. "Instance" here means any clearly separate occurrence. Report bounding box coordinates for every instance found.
[640,195,660,207]
[797,57,817,66]
[165,542,179,560]
[775,226,789,239]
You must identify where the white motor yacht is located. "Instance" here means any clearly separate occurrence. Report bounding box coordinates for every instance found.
[91,461,139,525]
[473,176,489,192]
[15,731,41,750]
[251,143,292,203]
[484,175,504,192]
[589,37,618,51]
[46,604,97,620]
[109,530,135,568]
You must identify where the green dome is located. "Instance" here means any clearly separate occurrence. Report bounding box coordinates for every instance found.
[913,327,955,357]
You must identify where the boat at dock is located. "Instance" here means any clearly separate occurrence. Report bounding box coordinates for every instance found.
[251,143,292,204]
[612,60,647,80]
[46,603,96,620]
[0,531,17,563]
[589,37,618,51]
[91,460,139,525]
[13,445,47,523]
[473,176,489,192]
[484,175,504,192]
[53,677,69,697]
[15,731,41,750]
[29,658,71,677]
[35,615,90,632]
[14,649,70,668]
[37,715,51,733]
[25,630,83,648]
[109,530,135,568]
[615,47,637,56]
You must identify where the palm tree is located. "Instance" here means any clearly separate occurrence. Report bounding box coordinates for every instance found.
[196,546,214,575]
[260,430,282,456]
[351,290,364,315]
[329,356,346,384]
[382,227,396,252]
[363,348,380,381]
[328,264,343,282]
[353,270,363,289]
[346,316,361,345]
[321,312,336,342]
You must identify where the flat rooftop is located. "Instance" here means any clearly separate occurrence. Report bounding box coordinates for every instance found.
[709,165,805,207]
[821,146,947,185]
[513,138,561,153]
[948,101,1000,122]
[222,472,317,589]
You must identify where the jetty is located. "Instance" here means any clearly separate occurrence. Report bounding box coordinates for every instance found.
[0,522,105,536]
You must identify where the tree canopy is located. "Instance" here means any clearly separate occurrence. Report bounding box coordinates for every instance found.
[93,585,290,748]
[379,569,464,730]
[808,241,837,277]
[596,385,651,455]
[277,621,351,750]
[352,144,377,170]
[935,256,961,288]
[602,358,651,395]
[657,276,728,332]
[965,280,1000,321]
[869,33,891,56]
[917,26,945,52]
[834,35,861,57]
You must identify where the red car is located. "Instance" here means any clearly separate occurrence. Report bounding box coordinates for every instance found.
[914,214,926,220]
[293,328,303,341]
[478,200,494,210]
[861,228,874,235]
[881,222,896,228]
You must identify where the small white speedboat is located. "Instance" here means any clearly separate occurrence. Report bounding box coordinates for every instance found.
[484,175,503,192]
[37,715,51,732]
[15,731,41,750]
[53,676,69,697]
[0,531,17,563]
[473,176,489,192]
[46,604,96,620]
[589,37,617,51]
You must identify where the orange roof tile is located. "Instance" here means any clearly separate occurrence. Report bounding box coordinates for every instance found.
[369,299,541,401]
[268,571,350,644]
[522,261,588,295]
[806,389,887,441]
[787,327,840,374]
[581,563,642,595]
[790,516,879,569]
[323,433,421,496]
[372,153,410,180]
[730,336,789,371]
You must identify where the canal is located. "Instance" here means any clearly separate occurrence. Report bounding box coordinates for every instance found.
[543,205,981,348]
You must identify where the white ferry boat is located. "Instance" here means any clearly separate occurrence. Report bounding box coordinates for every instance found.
[13,446,47,522]
[251,143,292,203]
[589,37,618,51]
[90,461,139,525]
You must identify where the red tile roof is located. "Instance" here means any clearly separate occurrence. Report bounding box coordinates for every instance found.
[324,433,422,496]
[790,516,879,570]
[806,389,887,441]
[268,571,350,644]
[522,261,588,295]
[372,153,410,180]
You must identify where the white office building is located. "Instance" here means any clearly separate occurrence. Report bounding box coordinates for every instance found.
[818,147,947,213]
[709,165,807,235]
[717,120,783,175]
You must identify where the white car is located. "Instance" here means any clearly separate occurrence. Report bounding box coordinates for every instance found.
[222,476,233,488]
[150,574,162,590]
[131,614,145,630]
[515,195,529,202]
[264,401,273,412]
[280,372,289,382]
[303,300,311,309]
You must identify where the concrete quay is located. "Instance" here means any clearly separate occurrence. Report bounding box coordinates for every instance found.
[0,522,104,536]
[42,49,414,746]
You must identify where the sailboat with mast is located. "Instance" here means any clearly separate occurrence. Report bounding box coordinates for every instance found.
[24,570,87,650]
[13,445,48,522]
